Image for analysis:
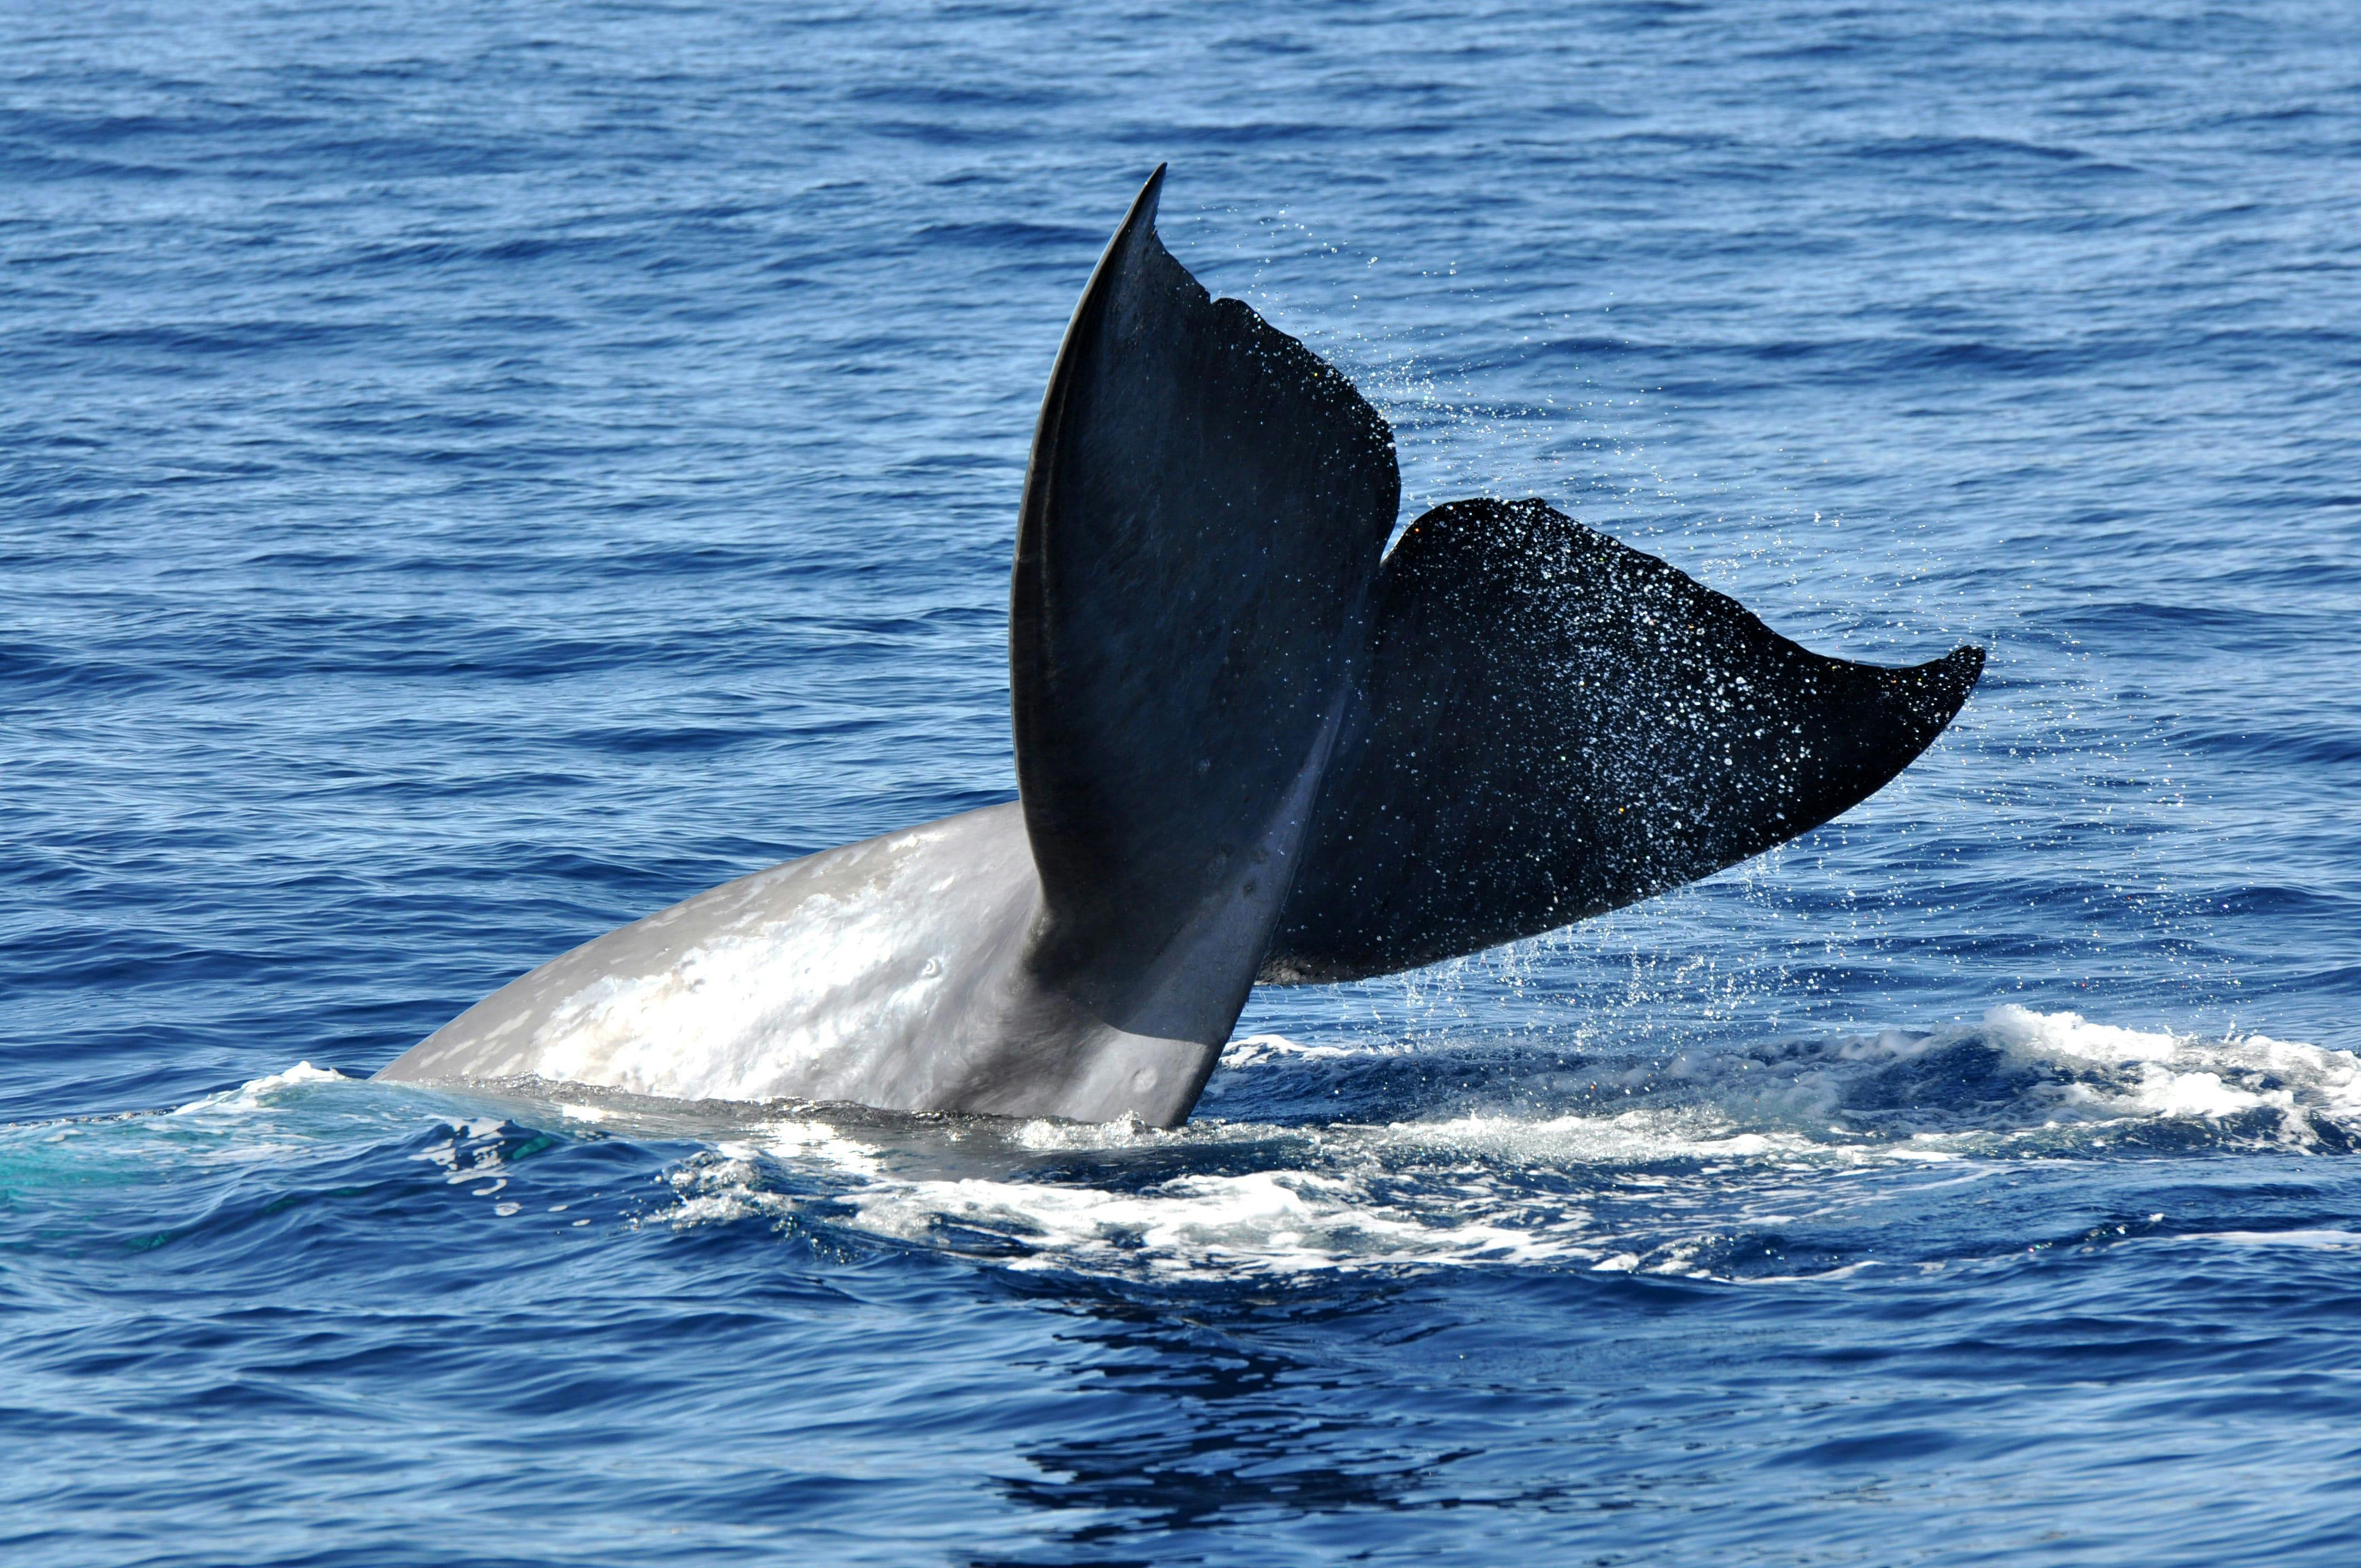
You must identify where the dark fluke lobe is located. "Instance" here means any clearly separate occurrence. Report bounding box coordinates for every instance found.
[1263,498,1983,983]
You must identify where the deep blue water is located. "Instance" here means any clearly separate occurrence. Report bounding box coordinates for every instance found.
[7,2,2361,1562]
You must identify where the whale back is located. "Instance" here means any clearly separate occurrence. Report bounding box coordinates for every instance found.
[1010,167,1398,1030]
[1260,498,1983,983]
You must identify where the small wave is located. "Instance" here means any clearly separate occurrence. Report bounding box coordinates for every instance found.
[1699,1004,2360,1148]
[170,1061,353,1115]
[2185,1229,2361,1250]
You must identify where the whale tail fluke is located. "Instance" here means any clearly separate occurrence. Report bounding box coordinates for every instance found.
[1260,497,1983,983]
[1013,168,1980,996]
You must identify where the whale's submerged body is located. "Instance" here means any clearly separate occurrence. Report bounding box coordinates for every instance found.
[378,168,1984,1126]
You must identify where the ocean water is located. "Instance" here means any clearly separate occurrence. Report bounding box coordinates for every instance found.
[6,1,2359,1562]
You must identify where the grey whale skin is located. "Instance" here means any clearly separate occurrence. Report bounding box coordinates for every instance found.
[377,168,1984,1127]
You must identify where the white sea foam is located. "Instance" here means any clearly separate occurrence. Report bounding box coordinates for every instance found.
[845,1164,1601,1275]
[1217,1032,1375,1069]
[1633,1004,2359,1147]
[649,1005,2356,1280]
[1384,1108,1853,1166]
[745,1120,885,1177]
[2187,1229,2361,1249]
[172,1061,352,1115]
[655,1149,801,1229]
[659,1079,1978,1277]
[1897,1004,2355,1139]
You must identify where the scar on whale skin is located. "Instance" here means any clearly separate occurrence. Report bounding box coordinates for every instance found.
[377,166,1983,1128]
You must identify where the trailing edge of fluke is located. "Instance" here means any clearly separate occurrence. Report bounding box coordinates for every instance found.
[377,167,1983,1127]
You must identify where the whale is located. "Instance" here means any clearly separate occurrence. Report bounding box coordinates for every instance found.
[377,167,1984,1127]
